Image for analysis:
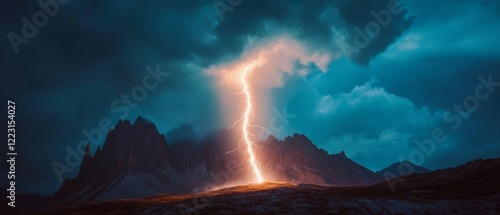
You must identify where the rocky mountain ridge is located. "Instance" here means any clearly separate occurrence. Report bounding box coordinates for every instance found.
[51,117,385,207]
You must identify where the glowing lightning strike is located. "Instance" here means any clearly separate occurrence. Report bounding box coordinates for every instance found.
[240,62,264,183]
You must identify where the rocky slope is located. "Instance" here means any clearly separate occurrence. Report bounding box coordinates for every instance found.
[42,159,500,215]
[256,134,381,186]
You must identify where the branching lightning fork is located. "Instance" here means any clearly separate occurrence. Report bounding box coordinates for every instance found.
[225,58,266,183]
[240,61,264,183]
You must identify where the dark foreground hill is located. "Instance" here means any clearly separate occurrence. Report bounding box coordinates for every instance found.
[39,158,500,215]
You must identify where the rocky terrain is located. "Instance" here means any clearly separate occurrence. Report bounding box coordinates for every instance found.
[40,158,500,215]
[45,117,387,208]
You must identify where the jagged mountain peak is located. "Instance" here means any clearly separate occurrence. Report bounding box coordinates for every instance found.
[256,133,381,186]
[284,133,313,143]
[54,117,170,202]
[338,150,347,158]
[266,134,279,142]
[114,116,155,130]
[134,116,152,124]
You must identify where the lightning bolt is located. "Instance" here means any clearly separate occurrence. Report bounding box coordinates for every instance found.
[240,60,264,183]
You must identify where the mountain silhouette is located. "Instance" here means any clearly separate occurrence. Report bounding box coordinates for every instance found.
[50,117,384,207]
[376,160,431,180]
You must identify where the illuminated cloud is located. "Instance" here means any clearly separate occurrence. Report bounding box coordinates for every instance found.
[205,36,335,89]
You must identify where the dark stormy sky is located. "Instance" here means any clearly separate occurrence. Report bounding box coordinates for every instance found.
[1,0,500,195]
